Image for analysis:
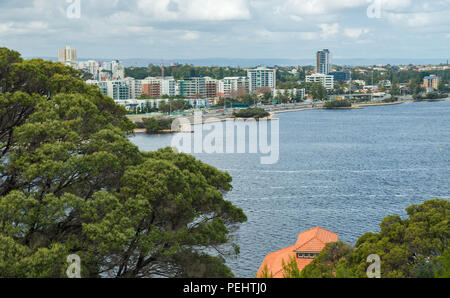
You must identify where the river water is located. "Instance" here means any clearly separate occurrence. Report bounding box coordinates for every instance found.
[130,100,450,277]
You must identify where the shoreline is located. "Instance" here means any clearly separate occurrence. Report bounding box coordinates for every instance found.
[131,98,449,134]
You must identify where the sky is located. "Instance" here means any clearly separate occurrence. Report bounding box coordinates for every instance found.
[1,0,449,61]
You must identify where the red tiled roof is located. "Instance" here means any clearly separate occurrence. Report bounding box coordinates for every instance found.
[294,226,338,251]
[256,227,338,278]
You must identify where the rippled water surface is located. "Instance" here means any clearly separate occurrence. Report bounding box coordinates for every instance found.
[130,100,450,277]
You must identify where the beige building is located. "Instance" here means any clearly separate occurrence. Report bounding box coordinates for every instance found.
[423,75,440,90]
[58,46,77,67]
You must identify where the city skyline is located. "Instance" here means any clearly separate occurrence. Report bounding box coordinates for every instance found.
[1,0,449,60]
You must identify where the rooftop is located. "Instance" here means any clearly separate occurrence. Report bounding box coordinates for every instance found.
[256,227,338,278]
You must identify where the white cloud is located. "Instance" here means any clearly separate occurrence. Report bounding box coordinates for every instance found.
[289,15,303,22]
[279,0,366,16]
[0,22,13,35]
[344,28,370,38]
[296,32,318,40]
[379,0,412,11]
[126,25,155,35]
[137,0,251,21]
[180,31,200,40]
[319,23,339,39]
[0,21,48,36]
[1,0,449,59]
[386,12,433,27]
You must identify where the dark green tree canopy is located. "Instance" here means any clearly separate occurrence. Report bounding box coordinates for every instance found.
[0,47,246,278]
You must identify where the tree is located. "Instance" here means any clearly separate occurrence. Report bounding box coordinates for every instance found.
[233,108,270,119]
[142,118,173,134]
[282,256,301,278]
[293,90,304,103]
[262,91,272,104]
[310,83,328,101]
[438,80,449,93]
[391,83,400,96]
[300,242,354,278]
[409,76,424,96]
[323,100,352,109]
[158,101,171,114]
[0,48,247,278]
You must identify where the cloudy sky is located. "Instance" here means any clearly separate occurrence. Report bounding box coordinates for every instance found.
[1,0,449,60]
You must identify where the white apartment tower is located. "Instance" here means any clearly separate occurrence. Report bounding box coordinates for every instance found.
[219,77,249,96]
[247,67,276,94]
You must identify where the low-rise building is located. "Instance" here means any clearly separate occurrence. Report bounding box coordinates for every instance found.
[329,71,351,82]
[305,73,334,90]
[423,75,440,91]
[273,88,306,100]
[218,77,249,97]
[257,227,338,278]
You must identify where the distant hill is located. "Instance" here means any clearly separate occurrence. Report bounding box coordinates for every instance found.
[25,57,448,67]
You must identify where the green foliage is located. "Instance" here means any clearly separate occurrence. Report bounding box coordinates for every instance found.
[141,118,174,134]
[282,256,301,278]
[424,92,447,100]
[437,80,449,93]
[323,100,352,109]
[310,82,328,101]
[0,48,247,278]
[433,248,450,278]
[256,263,273,278]
[125,64,247,80]
[383,97,399,103]
[157,99,192,114]
[299,242,355,278]
[233,108,270,119]
[412,92,448,101]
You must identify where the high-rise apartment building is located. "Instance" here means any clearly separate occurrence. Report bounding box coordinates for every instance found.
[247,67,276,94]
[87,78,138,100]
[160,77,177,97]
[178,77,206,98]
[58,45,77,67]
[141,77,162,98]
[140,77,176,98]
[78,60,100,79]
[316,49,331,74]
[204,77,218,98]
